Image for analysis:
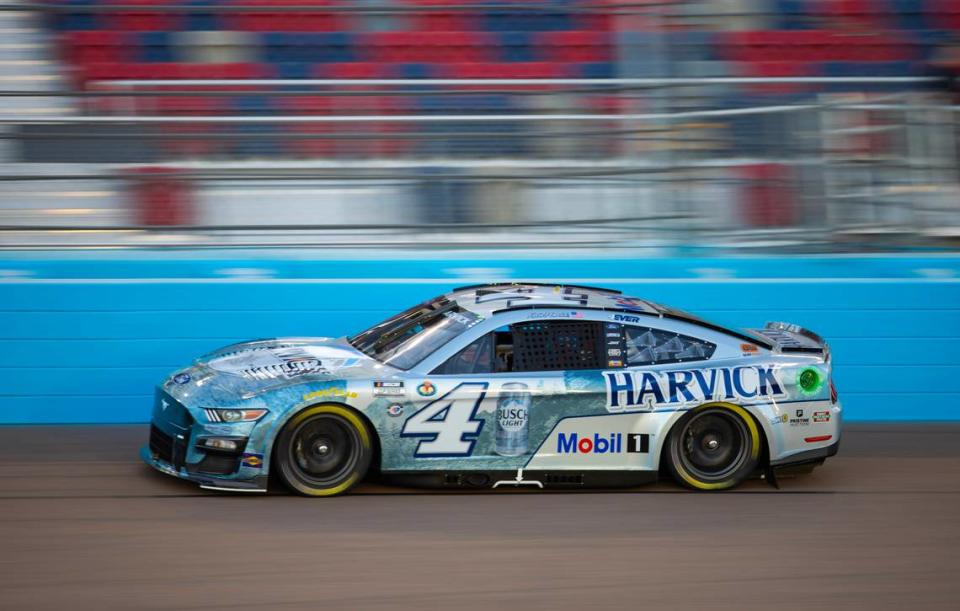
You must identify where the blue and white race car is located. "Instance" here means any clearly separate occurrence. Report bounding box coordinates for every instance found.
[143,283,840,495]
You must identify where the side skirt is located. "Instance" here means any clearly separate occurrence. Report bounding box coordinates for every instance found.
[380,470,659,490]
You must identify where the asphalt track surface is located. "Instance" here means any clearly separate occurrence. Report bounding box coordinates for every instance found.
[1,425,958,610]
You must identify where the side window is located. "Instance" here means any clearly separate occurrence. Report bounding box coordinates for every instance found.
[511,320,605,372]
[624,326,716,366]
[433,333,495,375]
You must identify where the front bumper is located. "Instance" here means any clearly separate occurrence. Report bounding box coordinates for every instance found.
[141,445,269,492]
[143,387,270,493]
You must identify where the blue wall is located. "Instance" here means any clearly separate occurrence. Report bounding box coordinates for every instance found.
[2,251,959,423]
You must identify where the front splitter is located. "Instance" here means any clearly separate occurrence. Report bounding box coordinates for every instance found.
[140,446,268,493]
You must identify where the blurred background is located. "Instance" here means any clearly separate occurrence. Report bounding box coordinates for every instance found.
[2,0,960,424]
[2,0,960,249]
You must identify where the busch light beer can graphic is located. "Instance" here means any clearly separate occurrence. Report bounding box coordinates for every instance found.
[495,382,531,456]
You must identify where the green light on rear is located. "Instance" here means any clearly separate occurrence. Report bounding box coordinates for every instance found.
[797,367,823,395]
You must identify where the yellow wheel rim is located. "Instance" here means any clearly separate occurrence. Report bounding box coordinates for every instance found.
[281,404,371,497]
[673,402,761,491]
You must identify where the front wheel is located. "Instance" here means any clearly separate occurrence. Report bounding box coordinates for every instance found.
[665,403,761,491]
[274,404,372,497]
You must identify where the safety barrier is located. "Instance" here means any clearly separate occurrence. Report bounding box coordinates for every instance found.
[1,252,958,423]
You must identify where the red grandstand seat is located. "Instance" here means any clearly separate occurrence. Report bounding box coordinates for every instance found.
[106,0,182,31]
[84,62,273,82]
[363,31,498,63]
[537,31,612,63]
[227,0,348,32]
[406,0,481,31]
[438,62,571,79]
[739,164,796,227]
[278,95,336,115]
[151,95,228,116]
[62,31,131,65]
[314,62,389,79]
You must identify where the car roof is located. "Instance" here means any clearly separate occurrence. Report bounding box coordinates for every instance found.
[447,282,773,348]
[448,282,661,317]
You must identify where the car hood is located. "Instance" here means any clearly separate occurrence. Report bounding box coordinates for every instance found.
[166,337,387,403]
[198,337,376,380]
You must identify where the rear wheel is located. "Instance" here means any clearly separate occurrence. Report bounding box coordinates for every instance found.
[666,403,761,491]
[274,405,372,497]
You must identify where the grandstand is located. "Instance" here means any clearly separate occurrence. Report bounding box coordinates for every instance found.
[0,1,959,247]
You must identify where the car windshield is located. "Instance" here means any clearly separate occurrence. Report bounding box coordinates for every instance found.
[348,297,482,369]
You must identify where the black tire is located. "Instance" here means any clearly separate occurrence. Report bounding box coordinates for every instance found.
[665,403,761,491]
[274,404,373,497]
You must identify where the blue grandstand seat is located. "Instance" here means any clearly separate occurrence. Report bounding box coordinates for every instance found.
[138,32,174,62]
[58,0,100,31]
[394,63,435,79]
[232,96,276,114]
[499,32,537,62]
[276,62,312,79]
[233,124,279,156]
[889,0,930,30]
[484,10,573,32]
[579,62,615,78]
[184,1,221,31]
[822,61,917,90]
[418,95,513,114]
[671,32,718,62]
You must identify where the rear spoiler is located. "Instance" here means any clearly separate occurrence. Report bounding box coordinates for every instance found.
[750,322,829,359]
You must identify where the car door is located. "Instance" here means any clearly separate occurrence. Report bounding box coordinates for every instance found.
[395,328,556,471]
[398,318,612,471]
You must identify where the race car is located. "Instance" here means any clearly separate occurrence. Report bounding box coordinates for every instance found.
[143,282,841,496]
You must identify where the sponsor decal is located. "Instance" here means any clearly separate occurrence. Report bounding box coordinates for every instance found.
[402,382,487,457]
[495,382,531,456]
[789,409,810,426]
[606,332,620,339]
[161,399,169,411]
[557,433,649,454]
[606,323,620,330]
[241,453,264,469]
[612,313,642,324]
[275,354,325,378]
[207,345,361,381]
[607,360,623,368]
[529,310,584,319]
[443,310,480,326]
[740,343,758,354]
[417,380,437,397]
[771,413,789,425]
[303,387,358,401]
[173,373,191,385]
[607,348,622,357]
[386,403,404,417]
[373,381,405,396]
[813,410,830,423]
[612,297,649,312]
[604,366,786,411]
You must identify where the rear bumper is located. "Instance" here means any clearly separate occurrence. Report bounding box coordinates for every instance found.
[770,437,840,468]
[140,446,268,493]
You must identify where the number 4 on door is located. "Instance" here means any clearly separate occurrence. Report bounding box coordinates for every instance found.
[401,382,488,457]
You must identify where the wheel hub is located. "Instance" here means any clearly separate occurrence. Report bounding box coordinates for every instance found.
[312,438,332,457]
[289,417,359,485]
[678,410,749,482]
